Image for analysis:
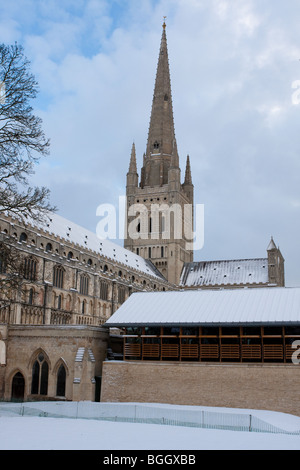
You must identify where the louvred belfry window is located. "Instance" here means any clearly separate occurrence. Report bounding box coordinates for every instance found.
[53,265,64,289]
[79,274,89,296]
[23,257,37,281]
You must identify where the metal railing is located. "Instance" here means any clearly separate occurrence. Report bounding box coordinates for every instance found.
[0,401,299,436]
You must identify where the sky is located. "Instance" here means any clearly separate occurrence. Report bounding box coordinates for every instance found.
[1,0,300,287]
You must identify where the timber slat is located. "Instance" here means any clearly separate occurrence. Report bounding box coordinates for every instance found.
[263,344,283,359]
[200,344,219,358]
[241,345,261,359]
[161,344,179,357]
[180,344,199,358]
[142,344,160,357]
[220,345,240,358]
[124,343,141,357]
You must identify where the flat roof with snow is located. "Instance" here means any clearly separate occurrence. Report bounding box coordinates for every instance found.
[105,287,300,327]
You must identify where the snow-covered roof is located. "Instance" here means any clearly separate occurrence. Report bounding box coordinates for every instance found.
[24,212,164,280]
[180,259,269,287]
[105,287,300,327]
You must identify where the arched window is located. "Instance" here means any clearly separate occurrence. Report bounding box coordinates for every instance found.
[0,248,7,274]
[82,299,86,314]
[67,251,73,260]
[31,352,49,396]
[53,265,64,289]
[118,286,126,304]
[19,232,27,243]
[100,281,108,300]
[79,274,89,296]
[23,257,37,281]
[11,372,25,401]
[56,364,66,397]
[57,294,62,310]
[161,246,164,258]
[46,243,52,252]
[148,247,152,258]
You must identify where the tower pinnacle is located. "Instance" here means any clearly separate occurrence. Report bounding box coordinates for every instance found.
[128,142,137,174]
[184,155,192,185]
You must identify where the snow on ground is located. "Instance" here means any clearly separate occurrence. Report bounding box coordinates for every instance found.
[0,402,299,450]
[1,416,300,450]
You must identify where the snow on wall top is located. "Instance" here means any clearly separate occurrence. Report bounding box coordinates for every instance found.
[180,259,269,287]
[105,287,300,326]
[26,212,164,280]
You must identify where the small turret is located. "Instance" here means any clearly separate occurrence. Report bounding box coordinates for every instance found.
[126,142,138,189]
[267,237,285,287]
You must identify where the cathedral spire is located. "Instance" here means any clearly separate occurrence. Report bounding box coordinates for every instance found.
[145,22,178,163]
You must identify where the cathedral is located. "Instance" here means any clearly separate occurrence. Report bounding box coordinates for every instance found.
[124,21,284,289]
[0,23,285,403]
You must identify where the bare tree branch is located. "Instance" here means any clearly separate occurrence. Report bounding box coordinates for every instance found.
[0,43,56,290]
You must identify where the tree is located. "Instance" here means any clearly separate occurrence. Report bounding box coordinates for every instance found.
[0,43,55,295]
[0,43,55,221]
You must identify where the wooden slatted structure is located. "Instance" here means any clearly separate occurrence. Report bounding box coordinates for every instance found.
[161,344,179,359]
[199,344,219,359]
[285,344,295,362]
[180,344,198,359]
[220,345,240,360]
[108,288,300,363]
[124,343,141,359]
[241,344,261,360]
[142,343,160,359]
[122,325,300,362]
[263,344,284,360]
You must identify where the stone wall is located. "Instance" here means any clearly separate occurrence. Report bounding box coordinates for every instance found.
[4,325,109,401]
[100,360,300,417]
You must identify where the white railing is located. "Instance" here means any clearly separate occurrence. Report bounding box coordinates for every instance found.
[0,401,299,436]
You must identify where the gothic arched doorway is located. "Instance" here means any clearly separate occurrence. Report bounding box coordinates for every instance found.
[11,372,25,401]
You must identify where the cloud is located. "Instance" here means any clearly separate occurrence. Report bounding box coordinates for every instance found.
[1,0,300,287]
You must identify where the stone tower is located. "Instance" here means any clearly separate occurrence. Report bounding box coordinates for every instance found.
[267,237,285,287]
[124,22,194,284]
